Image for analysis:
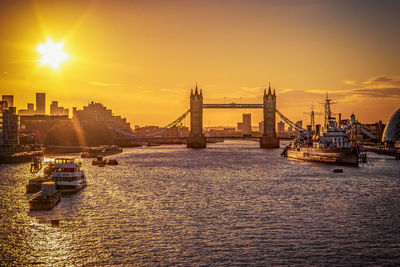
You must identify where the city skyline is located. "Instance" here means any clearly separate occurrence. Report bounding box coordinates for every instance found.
[1,0,400,126]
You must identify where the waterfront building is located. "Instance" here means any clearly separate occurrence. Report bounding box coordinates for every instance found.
[2,95,14,107]
[0,101,19,151]
[383,108,400,146]
[73,102,132,144]
[36,93,46,115]
[19,114,74,145]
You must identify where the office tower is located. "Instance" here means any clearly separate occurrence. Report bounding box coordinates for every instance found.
[277,121,285,133]
[36,93,46,115]
[242,113,251,135]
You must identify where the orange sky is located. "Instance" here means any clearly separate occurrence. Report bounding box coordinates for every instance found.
[1,0,399,128]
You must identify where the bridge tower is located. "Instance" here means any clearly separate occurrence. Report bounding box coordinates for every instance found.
[187,84,206,148]
[260,84,280,148]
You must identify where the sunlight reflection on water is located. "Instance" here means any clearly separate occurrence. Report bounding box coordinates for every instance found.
[1,140,400,265]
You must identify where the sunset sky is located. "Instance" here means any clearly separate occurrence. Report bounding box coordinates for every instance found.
[1,0,399,128]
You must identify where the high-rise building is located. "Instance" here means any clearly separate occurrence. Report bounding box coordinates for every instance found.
[242,113,251,135]
[36,93,46,115]
[277,121,285,133]
[2,95,14,107]
[0,101,19,150]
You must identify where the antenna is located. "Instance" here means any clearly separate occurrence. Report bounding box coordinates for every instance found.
[304,101,322,131]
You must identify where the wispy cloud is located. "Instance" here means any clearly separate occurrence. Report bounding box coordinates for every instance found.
[342,74,400,98]
[90,81,124,87]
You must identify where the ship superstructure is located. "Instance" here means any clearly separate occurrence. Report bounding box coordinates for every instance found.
[52,158,87,192]
[283,95,359,166]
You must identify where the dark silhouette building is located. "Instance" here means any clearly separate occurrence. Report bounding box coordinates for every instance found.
[36,93,46,115]
[0,101,19,151]
[2,95,14,107]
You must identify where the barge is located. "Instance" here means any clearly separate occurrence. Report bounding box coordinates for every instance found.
[81,145,122,158]
[29,182,61,211]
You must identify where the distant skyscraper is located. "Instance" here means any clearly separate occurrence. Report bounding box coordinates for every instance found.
[36,93,46,115]
[242,113,251,135]
[2,95,14,107]
[277,121,285,133]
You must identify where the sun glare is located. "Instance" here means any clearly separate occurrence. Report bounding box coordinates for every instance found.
[37,39,69,70]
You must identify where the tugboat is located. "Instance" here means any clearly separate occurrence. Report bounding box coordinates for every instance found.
[52,158,87,194]
[29,181,61,211]
[283,95,359,166]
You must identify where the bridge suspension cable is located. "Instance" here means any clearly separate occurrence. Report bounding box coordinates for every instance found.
[164,109,190,128]
[275,109,305,132]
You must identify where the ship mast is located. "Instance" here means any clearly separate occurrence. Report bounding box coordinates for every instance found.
[323,93,335,131]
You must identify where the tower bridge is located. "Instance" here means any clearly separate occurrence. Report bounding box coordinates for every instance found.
[114,83,304,148]
[187,84,281,148]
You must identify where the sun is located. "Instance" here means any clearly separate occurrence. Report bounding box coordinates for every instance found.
[37,39,69,70]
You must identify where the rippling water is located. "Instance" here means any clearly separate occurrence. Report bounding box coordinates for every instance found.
[1,140,400,266]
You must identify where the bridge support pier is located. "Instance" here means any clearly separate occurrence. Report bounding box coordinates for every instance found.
[187,85,206,149]
[260,84,280,148]
[187,135,207,148]
[260,135,280,148]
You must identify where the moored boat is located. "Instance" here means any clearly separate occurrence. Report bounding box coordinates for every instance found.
[52,158,87,194]
[29,182,61,211]
[81,145,122,158]
[92,156,106,165]
[284,117,360,166]
[26,162,55,193]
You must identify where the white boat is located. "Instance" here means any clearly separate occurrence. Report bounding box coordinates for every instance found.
[52,158,87,193]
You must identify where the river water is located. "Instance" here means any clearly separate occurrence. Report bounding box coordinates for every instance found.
[1,140,400,266]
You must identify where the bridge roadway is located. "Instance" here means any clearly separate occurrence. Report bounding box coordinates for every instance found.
[203,104,264,109]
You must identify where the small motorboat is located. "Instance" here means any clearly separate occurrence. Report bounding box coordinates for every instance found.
[92,156,106,165]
